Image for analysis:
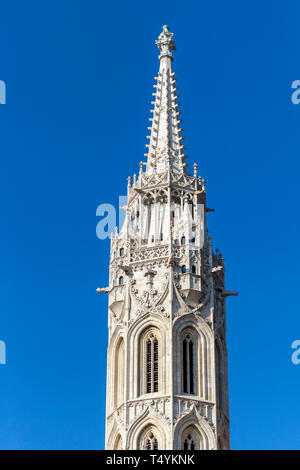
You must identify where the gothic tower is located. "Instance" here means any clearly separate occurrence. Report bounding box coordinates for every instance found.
[100,26,236,450]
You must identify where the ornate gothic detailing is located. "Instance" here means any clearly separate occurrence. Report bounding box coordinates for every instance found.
[142,428,159,450]
[156,26,176,60]
[142,27,188,177]
[173,397,214,429]
[104,26,235,450]
[138,170,169,191]
[129,272,169,315]
[130,245,169,264]
[106,403,126,446]
[127,397,171,427]
[172,272,211,317]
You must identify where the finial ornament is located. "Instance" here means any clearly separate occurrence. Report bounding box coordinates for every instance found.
[156,25,176,60]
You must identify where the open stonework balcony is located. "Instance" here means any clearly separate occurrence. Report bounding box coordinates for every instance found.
[177,273,204,305]
[130,243,169,264]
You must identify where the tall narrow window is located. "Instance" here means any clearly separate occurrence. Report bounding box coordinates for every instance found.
[116,339,125,407]
[191,201,194,219]
[215,341,222,410]
[183,335,194,394]
[153,340,158,392]
[181,265,187,274]
[181,236,186,245]
[192,265,196,274]
[119,276,124,285]
[146,336,159,393]
[146,340,152,393]
[189,341,194,394]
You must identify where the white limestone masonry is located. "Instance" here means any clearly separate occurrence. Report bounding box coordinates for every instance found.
[100,26,236,450]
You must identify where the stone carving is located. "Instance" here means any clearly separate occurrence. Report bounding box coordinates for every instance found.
[104,26,235,450]
[127,397,171,427]
[129,272,169,315]
[130,245,168,263]
[156,26,176,59]
[173,398,214,430]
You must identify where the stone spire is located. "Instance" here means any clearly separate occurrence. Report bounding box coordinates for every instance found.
[103,27,235,451]
[145,26,187,175]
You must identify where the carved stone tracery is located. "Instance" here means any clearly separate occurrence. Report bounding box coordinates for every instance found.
[104,26,234,451]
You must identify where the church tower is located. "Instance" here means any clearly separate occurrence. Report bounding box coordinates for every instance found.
[101,26,236,450]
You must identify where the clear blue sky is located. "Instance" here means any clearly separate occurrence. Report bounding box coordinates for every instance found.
[0,0,299,450]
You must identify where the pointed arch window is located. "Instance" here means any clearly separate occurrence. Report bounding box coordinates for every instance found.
[139,427,160,450]
[215,341,222,411]
[139,327,162,397]
[181,265,187,274]
[119,248,125,256]
[146,335,158,393]
[183,334,194,394]
[115,338,125,408]
[119,276,124,285]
